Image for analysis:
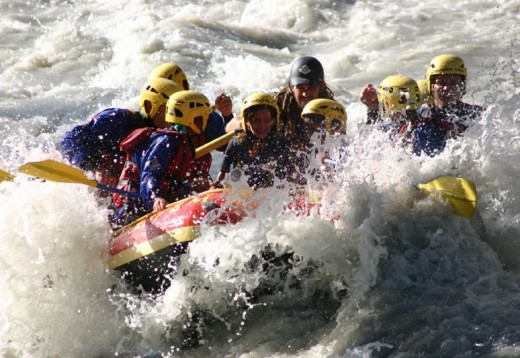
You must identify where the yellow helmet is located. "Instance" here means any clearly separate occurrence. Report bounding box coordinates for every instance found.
[301,98,347,135]
[148,62,190,91]
[378,75,421,115]
[417,79,433,105]
[426,54,467,93]
[240,92,280,133]
[165,90,211,134]
[139,77,180,119]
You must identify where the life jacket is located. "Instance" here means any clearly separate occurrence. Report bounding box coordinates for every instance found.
[111,127,154,208]
[229,133,296,189]
[397,117,453,157]
[112,127,211,209]
[420,101,483,136]
[398,116,454,140]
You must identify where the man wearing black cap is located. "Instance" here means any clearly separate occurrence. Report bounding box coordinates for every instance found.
[225,56,334,151]
[274,56,335,151]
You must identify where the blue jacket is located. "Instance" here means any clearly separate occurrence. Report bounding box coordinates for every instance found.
[109,126,212,229]
[132,131,188,209]
[128,129,211,210]
[411,120,451,157]
[60,108,148,174]
[418,100,483,135]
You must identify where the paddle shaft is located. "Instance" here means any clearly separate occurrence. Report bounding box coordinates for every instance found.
[97,183,140,198]
[195,129,243,159]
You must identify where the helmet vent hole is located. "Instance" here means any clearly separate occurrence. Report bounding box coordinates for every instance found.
[175,108,183,117]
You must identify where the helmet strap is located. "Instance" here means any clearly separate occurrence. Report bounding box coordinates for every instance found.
[172,124,189,135]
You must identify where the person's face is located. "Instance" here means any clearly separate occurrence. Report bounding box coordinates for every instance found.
[291,83,321,109]
[247,108,274,139]
[431,74,464,107]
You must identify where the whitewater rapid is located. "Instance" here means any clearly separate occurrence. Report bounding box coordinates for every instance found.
[1,0,520,357]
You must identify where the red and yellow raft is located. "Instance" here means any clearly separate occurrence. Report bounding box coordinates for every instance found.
[108,188,317,292]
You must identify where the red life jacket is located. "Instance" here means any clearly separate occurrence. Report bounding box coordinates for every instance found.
[112,127,212,208]
[112,127,156,208]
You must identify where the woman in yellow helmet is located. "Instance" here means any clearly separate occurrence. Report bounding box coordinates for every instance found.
[225,56,334,152]
[215,93,297,189]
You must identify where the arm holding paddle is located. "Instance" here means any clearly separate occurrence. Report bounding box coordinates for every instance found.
[18,130,242,198]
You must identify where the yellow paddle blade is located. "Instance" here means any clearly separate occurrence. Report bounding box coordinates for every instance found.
[195,129,243,159]
[18,160,98,187]
[417,176,477,218]
[0,169,14,182]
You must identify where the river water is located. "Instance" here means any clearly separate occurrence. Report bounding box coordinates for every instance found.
[1,0,520,357]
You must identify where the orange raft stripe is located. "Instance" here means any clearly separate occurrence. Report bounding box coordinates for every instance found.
[108,225,200,270]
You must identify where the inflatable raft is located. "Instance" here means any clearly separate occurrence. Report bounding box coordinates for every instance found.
[109,189,242,291]
[108,188,316,292]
